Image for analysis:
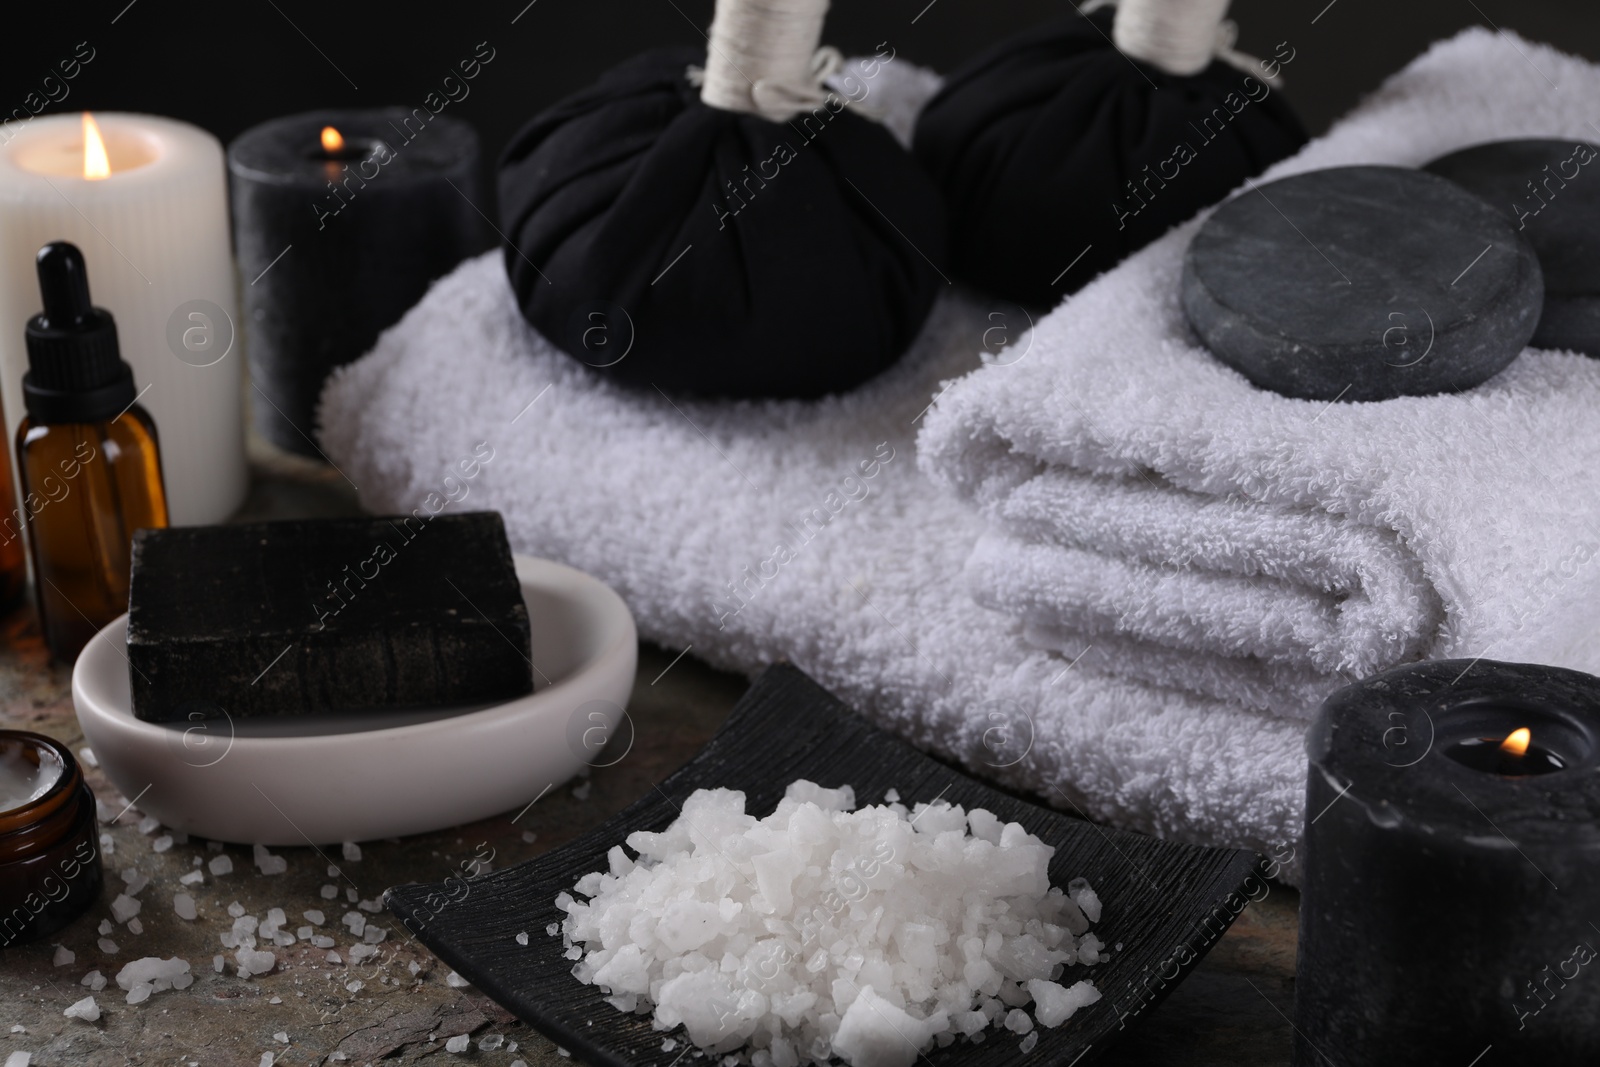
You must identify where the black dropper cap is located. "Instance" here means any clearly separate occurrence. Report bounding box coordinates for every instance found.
[23,242,137,425]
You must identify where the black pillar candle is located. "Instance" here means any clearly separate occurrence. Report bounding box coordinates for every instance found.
[228,108,490,456]
[1296,659,1600,1064]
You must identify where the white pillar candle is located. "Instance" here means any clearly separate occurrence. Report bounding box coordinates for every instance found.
[0,112,246,525]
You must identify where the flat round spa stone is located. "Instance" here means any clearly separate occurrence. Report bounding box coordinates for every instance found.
[1181,165,1544,402]
[1425,139,1600,355]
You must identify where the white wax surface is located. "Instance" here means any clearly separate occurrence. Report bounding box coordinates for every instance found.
[0,112,247,525]
[0,742,63,812]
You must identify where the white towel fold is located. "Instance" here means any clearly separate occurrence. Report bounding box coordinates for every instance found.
[920,30,1600,718]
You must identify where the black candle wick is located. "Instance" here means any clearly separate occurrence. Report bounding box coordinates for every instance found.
[310,131,379,164]
[1444,733,1567,776]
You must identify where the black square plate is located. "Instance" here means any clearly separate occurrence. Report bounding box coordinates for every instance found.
[386,663,1264,1066]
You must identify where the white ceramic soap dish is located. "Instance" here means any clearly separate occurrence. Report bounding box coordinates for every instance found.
[72,555,637,845]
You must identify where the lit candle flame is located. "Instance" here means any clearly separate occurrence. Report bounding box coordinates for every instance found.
[320,126,344,154]
[82,113,110,180]
[1500,727,1531,758]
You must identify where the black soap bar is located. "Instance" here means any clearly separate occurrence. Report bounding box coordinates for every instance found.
[1182,165,1544,401]
[1425,139,1600,355]
[127,511,531,723]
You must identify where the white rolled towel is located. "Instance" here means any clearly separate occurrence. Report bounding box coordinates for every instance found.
[920,30,1600,713]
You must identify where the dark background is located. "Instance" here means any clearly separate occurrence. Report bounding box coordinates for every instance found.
[4,0,1599,184]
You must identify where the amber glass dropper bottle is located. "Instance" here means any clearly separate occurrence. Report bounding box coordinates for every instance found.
[17,242,169,662]
[0,417,25,614]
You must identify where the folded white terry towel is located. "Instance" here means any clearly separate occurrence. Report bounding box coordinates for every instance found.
[919,29,1600,719]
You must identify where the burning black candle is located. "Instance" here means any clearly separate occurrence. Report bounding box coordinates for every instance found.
[228,108,490,456]
[1296,659,1600,1064]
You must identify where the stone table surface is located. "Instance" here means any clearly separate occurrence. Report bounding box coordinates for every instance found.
[0,455,1299,1067]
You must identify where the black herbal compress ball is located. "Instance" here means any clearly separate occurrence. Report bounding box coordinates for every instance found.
[913,9,1309,308]
[498,48,947,399]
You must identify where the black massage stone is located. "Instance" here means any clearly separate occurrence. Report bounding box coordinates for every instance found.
[1181,165,1544,402]
[126,511,532,723]
[1425,138,1600,355]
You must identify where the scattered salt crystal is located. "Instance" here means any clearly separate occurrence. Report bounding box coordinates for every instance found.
[235,948,276,977]
[357,898,382,913]
[362,926,386,944]
[6,1051,31,1067]
[259,1055,274,1067]
[345,979,363,992]
[116,957,191,997]
[312,936,335,949]
[64,996,100,1022]
[152,835,173,853]
[136,815,160,835]
[511,1061,527,1067]
[78,746,97,767]
[110,894,141,923]
[546,923,559,936]
[270,997,282,1004]
[345,888,358,903]
[445,1034,470,1054]
[348,944,378,962]
[53,945,74,967]
[1005,1008,1034,1034]
[1020,1031,1039,1054]
[79,970,101,988]
[174,894,197,921]
[1067,878,1102,924]
[341,912,365,936]
[127,917,143,935]
[445,971,468,988]
[273,1032,289,1043]
[97,938,119,954]
[253,844,288,875]
[121,869,150,894]
[884,788,900,802]
[304,909,325,925]
[1027,979,1101,1028]
[341,842,362,862]
[98,833,113,856]
[212,955,224,973]
[98,919,113,936]
[296,926,313,939]
[208,855,233,876]
[179,870,204,886]
[319,885,337,900]
[408,961,422,976]
[96,798,113,821]
[515,932,528,946]
[480,1035,504,1051]
[8,1026,20,1034]
[324,951,341,964]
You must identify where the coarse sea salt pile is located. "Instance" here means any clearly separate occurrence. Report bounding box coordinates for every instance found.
[558,781,1106,1067]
